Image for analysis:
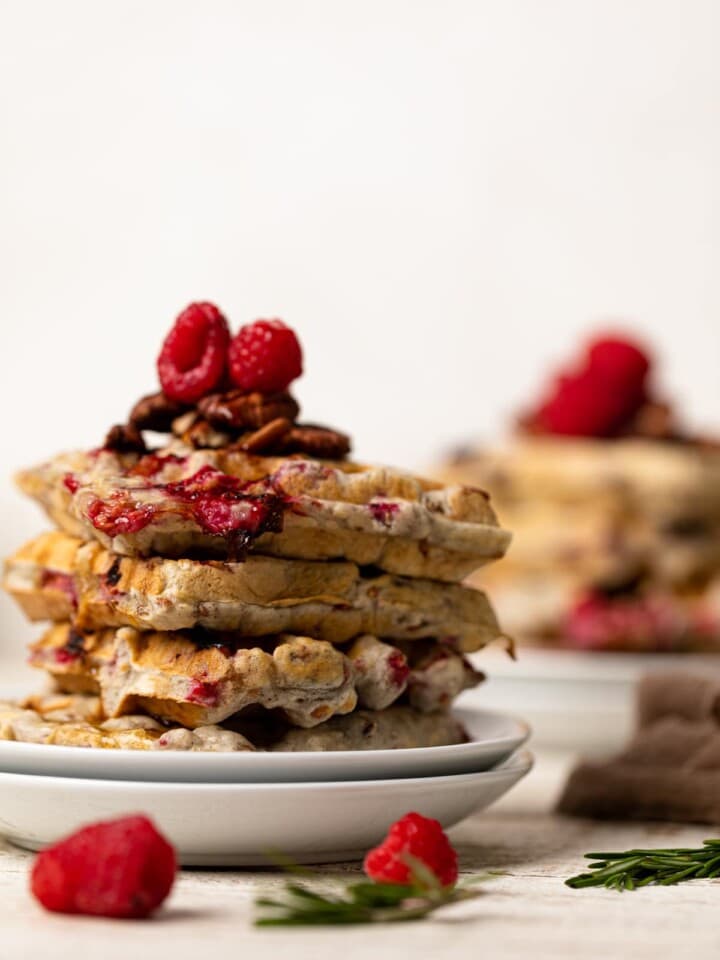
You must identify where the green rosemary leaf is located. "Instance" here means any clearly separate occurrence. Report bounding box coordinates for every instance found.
[254,872,486,925]
[697,855,720,877]
[349,882,415,907]
[283,883,339,903]
[566,840,720,891]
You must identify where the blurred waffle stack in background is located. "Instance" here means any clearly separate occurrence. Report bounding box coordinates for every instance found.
[437,332,720,752]
[440,333,720,654]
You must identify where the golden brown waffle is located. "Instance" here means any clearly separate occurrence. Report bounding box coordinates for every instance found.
[440,436,720,648]
[5,531,501,650]
[17,446,511,582]
[30,624,358,728]
[0,691,466,752]
[29,624,482,727]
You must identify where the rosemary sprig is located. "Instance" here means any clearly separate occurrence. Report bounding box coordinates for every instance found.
[566,839,720,891]
[254,856,485,926]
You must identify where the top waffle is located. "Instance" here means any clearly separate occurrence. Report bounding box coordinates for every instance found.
[442,437,720,586]
[17,445,511,582]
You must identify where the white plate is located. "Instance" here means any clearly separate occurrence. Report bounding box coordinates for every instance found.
[0,707,529,782]
[0,749,533,866]
[470,648,720,755]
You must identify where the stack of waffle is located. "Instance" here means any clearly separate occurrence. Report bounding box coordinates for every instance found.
[440,333,720,652]
[2,376,511,752]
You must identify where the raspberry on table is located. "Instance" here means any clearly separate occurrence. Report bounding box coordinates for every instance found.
[228,319,303,393]
[363,811,458,888]
[157,302,230,403]
[30,814,176,918]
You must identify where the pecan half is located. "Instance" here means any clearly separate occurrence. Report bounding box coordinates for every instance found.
[239,417,293,454]
[278,425,351,459]
[104,423,147,454]
[129,392,190,432]
[620,401,677,441]
[198,390,300,430]
[184,418,234,450]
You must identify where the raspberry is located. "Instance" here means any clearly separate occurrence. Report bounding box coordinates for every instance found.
[228,319,303,393]
[587,335,650,388]
[530,333,651,438]
[368,501,401,527]
[164,465,286,537]
[187,678,221,706]
[157,302,230,403]
[565,592,684,652]
[535,371,636,437]
[30,815,176,918]
[86,493,158,537]
[387,649,410,687]
[63,473,79,494]
[363,812,458,888]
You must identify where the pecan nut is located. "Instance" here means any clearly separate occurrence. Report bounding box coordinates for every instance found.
[621,401,677,441]
[104,423,147,454]
[184,418,233,450]
[129,392,190,432]
[198,390,299,430]
[279,425,351,459]
[239,417,293,454]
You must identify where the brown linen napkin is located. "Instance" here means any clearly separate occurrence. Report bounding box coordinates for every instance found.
[557,671,720,824]
[636,672,720,728]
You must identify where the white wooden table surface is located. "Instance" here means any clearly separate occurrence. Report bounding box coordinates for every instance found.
[2,747,720,960]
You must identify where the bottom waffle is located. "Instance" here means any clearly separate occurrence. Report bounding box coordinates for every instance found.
[0,691,467,752]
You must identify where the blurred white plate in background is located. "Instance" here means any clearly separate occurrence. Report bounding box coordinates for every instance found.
[465,649,720,757]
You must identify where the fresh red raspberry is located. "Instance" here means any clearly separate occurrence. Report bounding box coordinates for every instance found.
[228,319,303,393]
[524,332,653,438]
[31,815,176,918]
[363,812,458,888]
[534,371,637,437]
[157,302,230,402]
[586,335,650,389]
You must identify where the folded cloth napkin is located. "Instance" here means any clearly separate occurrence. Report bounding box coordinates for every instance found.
[557,671,720,823]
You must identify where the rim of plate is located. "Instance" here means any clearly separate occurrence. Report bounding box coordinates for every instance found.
[0,748,534,790]
[478,648,720,684]
[0,705,530,765]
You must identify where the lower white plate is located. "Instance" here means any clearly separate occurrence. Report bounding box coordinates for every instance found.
[0,749,533,866]
[0,707,529,782]
[471,648,720,755]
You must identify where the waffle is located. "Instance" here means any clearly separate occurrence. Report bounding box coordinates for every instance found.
[265,705,466,751]
[441,436,720,650]
[0,692,466,752]
[17,445,511,582]
[449,438,720,587]
[444,438,720,517]
[29,624,482,727]
[30,624,358,728]
[5,531,502,651]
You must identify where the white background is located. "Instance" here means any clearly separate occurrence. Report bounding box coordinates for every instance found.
[1,0,719,654]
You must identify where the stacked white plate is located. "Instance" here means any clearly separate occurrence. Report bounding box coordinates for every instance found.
[0,706,532,865]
